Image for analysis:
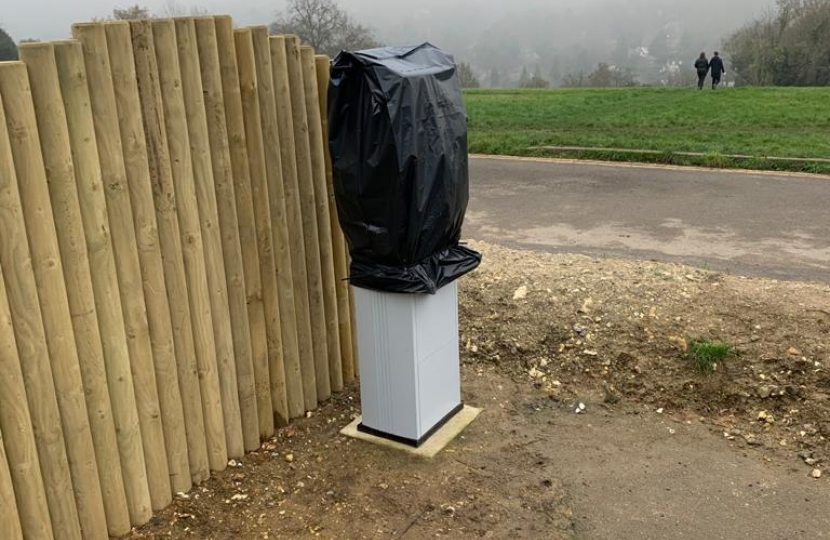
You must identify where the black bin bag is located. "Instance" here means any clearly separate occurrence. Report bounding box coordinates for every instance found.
[328,43,481,294]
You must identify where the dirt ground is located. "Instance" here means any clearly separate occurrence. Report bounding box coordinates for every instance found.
[130,240,829,539]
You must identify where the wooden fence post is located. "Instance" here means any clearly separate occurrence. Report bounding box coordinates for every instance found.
[0,256,52,540]
[270,36,317,411]
[0,424,23,540]
[215,17,272,443]
[72,22,173,510]
[301,46,342,393]
[0,61,107,540]
[153,18,228,472]
[252,27,304,419]
[315,54,356,384]
[103,20,191,498]
[284,35,333,403]
[18,41,132,536]
[194,16,259,452]
[174,17,244,459]
[53,39,153,525]
[235,27,289,428]
[130,19,210,485]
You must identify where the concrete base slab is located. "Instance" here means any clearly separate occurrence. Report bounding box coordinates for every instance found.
[340,405,482,458]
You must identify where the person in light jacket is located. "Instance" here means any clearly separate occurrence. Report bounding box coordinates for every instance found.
[694,52,709,90]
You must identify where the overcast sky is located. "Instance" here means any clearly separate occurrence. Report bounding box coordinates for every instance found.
[2,0,773,42]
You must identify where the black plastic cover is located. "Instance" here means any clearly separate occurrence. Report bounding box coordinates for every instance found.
[328,43,481,294]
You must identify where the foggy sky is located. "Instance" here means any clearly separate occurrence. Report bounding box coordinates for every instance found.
[2,0,773,43]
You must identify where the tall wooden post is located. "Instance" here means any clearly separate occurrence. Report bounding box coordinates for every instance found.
[0,61,108,540]
[215,17,273,443]
[18,41,132,536]
[53,40,153,525]
[235,27,289,428]
[72,22,173,510]
[174,17,244,459]
[130,19,210,485]
[252,27,304,419]
[105,21,191,496]
[315,54,356,384]
[153,18,228,472]
[194,16,259,452]
[301,46,343,393]
[0,254,52,540]
[0,425,23,540]
[272,35,318,410]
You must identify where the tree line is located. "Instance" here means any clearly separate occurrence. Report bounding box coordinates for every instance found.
[725,0,830,86]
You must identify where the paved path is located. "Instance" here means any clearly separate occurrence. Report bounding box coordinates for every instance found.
[466,156,830,283]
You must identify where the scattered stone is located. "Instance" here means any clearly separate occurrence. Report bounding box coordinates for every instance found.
[231,494,248,501]
[805,458,818,466]
[811,469,822,479]
[284,454,295,463]
[656,408,664,414]
[176,492,190,501]
[788,347,802,356]
[512,286,528,300]
[798,450,814,460]
[758,386,773,399]
[575,402,587,414]
[573,324,586,335]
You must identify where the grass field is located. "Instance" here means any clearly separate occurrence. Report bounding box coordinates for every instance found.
[464,87,830,173]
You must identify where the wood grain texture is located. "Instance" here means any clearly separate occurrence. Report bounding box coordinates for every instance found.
[175,17,244,459]
[0,424,24,540]
[154,18,228,473]
[215,18,271,446]
[53,39,153,525]
[270,35,318,410]
[0,61,107,540]
[253,27,304,420]
[234,28,286,430]
[194,16,258,454]
[301,46,342,393]
[284,36,331,403]
[315,54,356,384]
[0,249,52,540]
[72,22,172,511]
[19,41,132,536]
[103,20,191,500]
[130,19,210,486]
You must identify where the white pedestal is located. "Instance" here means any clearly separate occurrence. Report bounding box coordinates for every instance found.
[353,282,462,446]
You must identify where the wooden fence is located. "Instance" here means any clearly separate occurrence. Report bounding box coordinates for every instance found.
[0,15,356,539]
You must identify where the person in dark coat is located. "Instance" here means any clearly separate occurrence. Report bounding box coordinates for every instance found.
[710,51,726,89]
[694,52,709,90]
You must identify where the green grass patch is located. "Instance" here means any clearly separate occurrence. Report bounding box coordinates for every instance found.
[464,87,830,174]
[687,338,734,374]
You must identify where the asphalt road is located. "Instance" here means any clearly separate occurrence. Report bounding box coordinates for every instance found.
[465,156,830,283]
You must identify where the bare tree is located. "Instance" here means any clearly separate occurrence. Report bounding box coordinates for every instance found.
[270,0,380,56]
[457,62,480,89]
[160,0,209,17]
[112,4,153,20]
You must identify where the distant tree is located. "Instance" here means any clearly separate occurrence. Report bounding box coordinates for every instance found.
[19,38,41,43]
[518,66,530,88]
[112,4,153,20]
[563,63,638,88]
[457,62,480,88]
[725,0,830,86]
[0,26,17,61]
[519,64,550,88]
[488,67,502,88]
[160,0,209,17]
[270,0,380,56]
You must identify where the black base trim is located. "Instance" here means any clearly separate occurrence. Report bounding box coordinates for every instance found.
[357,403,465,448]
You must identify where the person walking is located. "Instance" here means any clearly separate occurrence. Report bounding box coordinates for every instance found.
[694,52,710,90]
[710,51,726,89]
